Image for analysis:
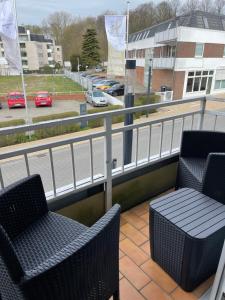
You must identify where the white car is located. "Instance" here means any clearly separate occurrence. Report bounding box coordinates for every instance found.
[86,90,108,107]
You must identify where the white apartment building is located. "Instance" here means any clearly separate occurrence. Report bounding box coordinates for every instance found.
[128,11,225,99]
[0,26,63,75]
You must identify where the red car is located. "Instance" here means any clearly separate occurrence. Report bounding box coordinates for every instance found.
[35,91,52,107]
[7,92,25,109]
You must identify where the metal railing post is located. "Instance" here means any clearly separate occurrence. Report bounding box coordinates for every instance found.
[199,96,207,130]
[104,116,112,211]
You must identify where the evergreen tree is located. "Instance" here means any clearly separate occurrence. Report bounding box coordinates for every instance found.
[81,28,100,68]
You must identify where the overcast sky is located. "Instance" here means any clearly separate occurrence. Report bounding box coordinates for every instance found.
[17,0,148,25]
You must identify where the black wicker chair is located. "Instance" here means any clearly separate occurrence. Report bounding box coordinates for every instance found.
[176,130,225,203]
[0,175,121,300]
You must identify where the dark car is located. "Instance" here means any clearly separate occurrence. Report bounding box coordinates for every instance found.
[0,102,2,109]
[106,84,125,96]
[92,76,106,83]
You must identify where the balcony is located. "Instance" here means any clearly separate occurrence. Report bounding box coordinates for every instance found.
[0,88,225,298]
[153,57,175,69]
[155,28,177,45]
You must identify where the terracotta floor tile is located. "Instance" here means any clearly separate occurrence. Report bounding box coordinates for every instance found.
[140,225,149,237]
[120,232,126,241]
[140,212,149,224]
[171,287,197,300]
[141,281,172,300]
[120,216,127,226]
[120,256,151,290]
[141,259,177,293]
[130,202,149,216]
[120,238,149,266]
[119,249,125,259]
[120,278,145,300]
[122,211,146,229]
[193,276,214,298]
[140,241,151,256]
[120,223,148,246]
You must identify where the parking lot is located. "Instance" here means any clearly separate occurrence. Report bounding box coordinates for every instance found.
[0,100,92,122]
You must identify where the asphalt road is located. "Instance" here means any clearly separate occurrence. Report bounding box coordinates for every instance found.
[1,113,225,193]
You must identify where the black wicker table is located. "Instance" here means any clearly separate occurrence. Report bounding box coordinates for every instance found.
[150,188,225,291]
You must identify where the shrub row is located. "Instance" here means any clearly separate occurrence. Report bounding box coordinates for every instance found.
[0,119,26,147]
[32,112,80,139]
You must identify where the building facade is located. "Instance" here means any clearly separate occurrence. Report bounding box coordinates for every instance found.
[0,26,63,75]
[128,11,225,99]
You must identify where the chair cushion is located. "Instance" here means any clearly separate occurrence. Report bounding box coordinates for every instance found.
[12,212,87,271]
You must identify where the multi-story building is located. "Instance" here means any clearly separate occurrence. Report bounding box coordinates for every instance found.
[0,26,63,75]
[128,10,225,99]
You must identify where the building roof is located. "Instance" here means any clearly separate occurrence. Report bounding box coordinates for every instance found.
[128,10,225,43]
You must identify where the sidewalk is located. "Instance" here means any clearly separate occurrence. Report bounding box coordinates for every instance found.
[1,99,225,155]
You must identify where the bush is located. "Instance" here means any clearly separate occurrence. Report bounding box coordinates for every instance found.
[0,119,27,147]
[33,112,80,139]
[87,105,124,128]
[134,94,160,118]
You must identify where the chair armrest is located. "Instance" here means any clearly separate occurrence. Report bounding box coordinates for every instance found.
[202,153,225,203]
[180,131,225,158]
[22,204,121,299]
[0,175,48,239]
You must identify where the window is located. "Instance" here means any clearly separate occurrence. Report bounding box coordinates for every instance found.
[20,43,26,48]
[195,43,204,57]
[22,60,28,65]
[215,80,225,89]
[186,70,214,93]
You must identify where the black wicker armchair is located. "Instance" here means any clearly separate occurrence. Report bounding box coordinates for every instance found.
[176,130,225,203]
[0,175,121,300]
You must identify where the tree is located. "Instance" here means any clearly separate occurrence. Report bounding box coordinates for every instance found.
[182,0,200,13]
[169,0,182,16]
[155,1,174,23]
[214,0,225,13]
[42,11,73,45]
[199,0,213,12]
[81,28,100,68]
[129,3,156,34]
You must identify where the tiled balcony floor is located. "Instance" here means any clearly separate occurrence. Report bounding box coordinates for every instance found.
[118,194,214,300]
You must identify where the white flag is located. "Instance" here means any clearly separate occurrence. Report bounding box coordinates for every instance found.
[0,0,21,71]
[105,15,126,52]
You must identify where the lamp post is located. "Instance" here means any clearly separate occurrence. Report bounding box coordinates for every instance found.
[124,59,136,165]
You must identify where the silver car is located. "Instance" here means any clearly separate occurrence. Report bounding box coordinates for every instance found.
[86,90,108,107]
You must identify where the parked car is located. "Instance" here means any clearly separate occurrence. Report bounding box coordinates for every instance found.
[34,91,52,107]
[92,76,106,83]
[85,90,108,107]
[93,80,119,89]
[106,84,125,96]
[92,80,109,88]
[98,81,120,91]
[95,66,103,72]
[7,92,25,108]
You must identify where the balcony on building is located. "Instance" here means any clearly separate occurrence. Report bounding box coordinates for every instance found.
[155,27,177,45]
[0,72,225,299]
[153,56,175,69]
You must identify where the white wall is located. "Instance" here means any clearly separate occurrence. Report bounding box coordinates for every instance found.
[179,27,225,44]
[175,58,225,71]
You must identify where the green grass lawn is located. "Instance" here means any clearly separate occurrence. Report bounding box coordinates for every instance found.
[0,75,82,94]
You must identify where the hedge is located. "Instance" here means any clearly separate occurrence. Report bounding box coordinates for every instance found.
[87,105,124,128]
[32,112,80,139]
[0,119,26,147]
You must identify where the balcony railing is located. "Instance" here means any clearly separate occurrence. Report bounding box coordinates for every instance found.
[154,27,177,44]
[0,95,224,210]
[153,57,175,69]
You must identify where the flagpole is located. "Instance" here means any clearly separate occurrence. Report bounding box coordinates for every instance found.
[13,0,29,126]
[126,1,130,61]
